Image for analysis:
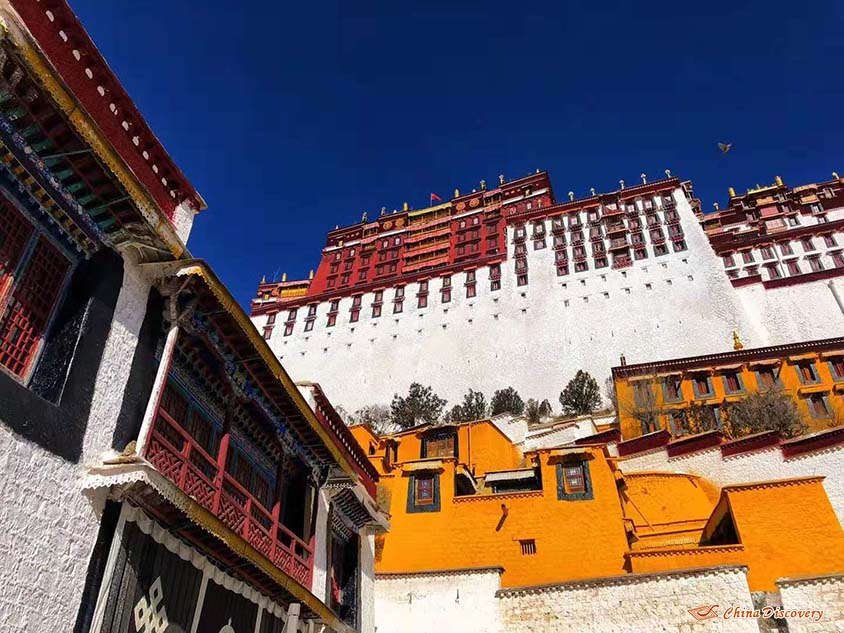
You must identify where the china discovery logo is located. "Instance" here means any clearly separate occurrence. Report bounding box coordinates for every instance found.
[687,604,720,621]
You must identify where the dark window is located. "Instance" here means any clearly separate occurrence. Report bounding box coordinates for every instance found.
[692,375,714,398]
[756,366,779,389]
[723,371,743,394]
[662,377,682,402]
[807,393,831,418]
[796,361,820,384]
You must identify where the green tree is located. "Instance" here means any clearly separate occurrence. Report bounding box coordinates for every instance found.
[456,389,487,421]
[353,403,392,434]
[559,370,602,416]
[490,387,525,416]
[390,383,447,429]
[723,389,807,439]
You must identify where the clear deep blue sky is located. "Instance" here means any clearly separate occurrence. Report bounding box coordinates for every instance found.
[72,0,843,308]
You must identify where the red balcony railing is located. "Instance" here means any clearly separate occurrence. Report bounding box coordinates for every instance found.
[145,410,313,588]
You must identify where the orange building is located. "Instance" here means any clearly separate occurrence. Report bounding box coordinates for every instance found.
[351,419,844,594]
[612,336,844,441]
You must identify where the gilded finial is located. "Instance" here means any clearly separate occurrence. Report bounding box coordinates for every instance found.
[260,274,266,284]
[309,269,314,280]
[403,201,409,211]
[732,331,743,351]
[775,175,783,186]
[568,191,575,202]
[454,188,460,197]
[728,187,736,197]
[480,179,486,191]
[282,272,287,282]
[665,169,672,178]
[640,173,647,184]
[499,174,505,185]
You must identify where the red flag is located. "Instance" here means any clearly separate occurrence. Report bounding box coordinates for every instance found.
[430,192,442,203]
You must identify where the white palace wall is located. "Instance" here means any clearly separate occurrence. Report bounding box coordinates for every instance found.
[260,190,765,413]
[0,262,152,633]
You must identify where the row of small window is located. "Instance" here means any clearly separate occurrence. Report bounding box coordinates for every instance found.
[727,254,844,280]
[551,240,687,275]
[643,388,837,438]
[722,235,838,268]
[636,359,844,405]
[519,227,684,256]
[514,210,677,241]
[263,268,502,337]
[406,461,592,512]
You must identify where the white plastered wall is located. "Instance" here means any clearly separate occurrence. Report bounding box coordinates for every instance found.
[258,190,762,413]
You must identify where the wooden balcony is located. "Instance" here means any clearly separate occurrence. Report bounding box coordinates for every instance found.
[145,408,314,589]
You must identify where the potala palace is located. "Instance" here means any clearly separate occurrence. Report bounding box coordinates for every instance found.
[0,2,843,633]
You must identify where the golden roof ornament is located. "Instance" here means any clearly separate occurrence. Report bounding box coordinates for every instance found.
[454,188,460,197]
[728,187,736,197]
[733,331,743,350]
[499,174,505,185]
[281,272,287,282]
[775,175,784,186]
[309,269,314,280]
[260,275,266,284]
[403,201,409,211]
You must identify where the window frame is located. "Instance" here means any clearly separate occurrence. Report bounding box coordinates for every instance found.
[555,460,593,501]
[0,198,76,383]
[721,371,745,395]
[691,374,715,399]
[406,473,441,513]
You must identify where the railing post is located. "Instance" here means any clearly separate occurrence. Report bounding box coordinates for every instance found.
[212,432,231,514]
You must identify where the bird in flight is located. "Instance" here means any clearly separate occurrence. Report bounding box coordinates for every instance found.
[718,142,732,154]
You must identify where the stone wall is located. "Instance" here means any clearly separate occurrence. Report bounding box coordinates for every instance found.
[259,190,762,413]
[618,443,844,527]
[374,568,503,633]
[497,566,759,633]
[778,573,844,633]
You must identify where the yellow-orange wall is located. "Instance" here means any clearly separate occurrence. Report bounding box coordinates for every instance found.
[615,353,844,440]
[628,479,844,590]
[622,472,719,549]
[375,448,631,588]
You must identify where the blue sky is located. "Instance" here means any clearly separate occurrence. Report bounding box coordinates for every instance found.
[71,0,844,308]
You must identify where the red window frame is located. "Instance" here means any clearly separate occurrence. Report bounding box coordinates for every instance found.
[0,200,73,380]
